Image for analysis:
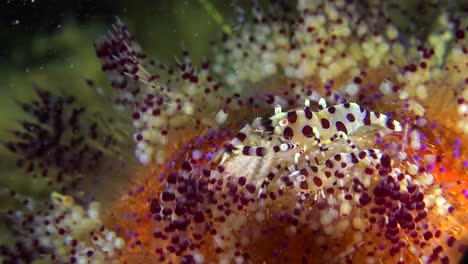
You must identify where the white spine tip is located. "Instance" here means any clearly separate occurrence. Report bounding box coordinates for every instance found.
[319,98,327,109]
[274,104,282,114]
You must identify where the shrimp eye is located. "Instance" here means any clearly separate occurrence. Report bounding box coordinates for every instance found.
[279,119,289,127]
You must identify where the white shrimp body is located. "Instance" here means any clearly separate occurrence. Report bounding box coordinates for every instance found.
[220,99,402,163]
[262,99,402,146]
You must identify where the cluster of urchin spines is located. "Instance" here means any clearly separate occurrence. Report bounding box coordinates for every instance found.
[4,86,119,193]
[0,84,128,263]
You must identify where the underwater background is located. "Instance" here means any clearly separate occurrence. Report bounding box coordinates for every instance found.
[0,0,232,200]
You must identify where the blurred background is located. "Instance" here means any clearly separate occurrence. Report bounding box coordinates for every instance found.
[0,0,237,122]
[0,0,240,195]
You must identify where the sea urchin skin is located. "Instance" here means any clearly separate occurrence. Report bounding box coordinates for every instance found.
[2,1,468,263]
